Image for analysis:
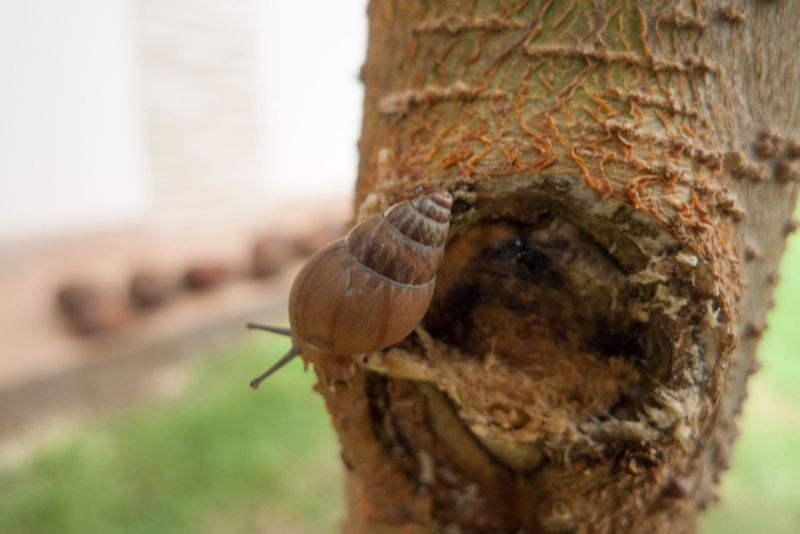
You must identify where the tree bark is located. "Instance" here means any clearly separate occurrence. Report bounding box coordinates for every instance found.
[310,1,800,532]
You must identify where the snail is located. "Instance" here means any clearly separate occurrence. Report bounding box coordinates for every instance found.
[247,190,453,389]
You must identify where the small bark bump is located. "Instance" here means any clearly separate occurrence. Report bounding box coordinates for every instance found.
[717,6,746,24]
[775,160,800,183]
[786,139,800,160]
[663,475,693,499]
[717,191,746,222]
[378,80,506,115]
[657,9,706,32]
[754,136,782,159]
[413,15,525,35]
[745,321,766,338]
[766,271,780,286]
[744,244,761,261]
[724,151,768,181]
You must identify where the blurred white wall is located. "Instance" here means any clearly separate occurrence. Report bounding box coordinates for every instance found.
[0,0,150,240]
[258,1,366,200]
[0,0,367,241]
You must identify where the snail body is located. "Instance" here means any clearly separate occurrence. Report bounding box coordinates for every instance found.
[249,190,452,388]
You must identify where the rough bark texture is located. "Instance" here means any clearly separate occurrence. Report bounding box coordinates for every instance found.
[310,1,800,532]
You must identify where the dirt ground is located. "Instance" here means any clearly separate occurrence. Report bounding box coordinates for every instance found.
[0,198,349,455]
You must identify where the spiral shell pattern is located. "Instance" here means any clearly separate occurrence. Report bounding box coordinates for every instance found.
[288,191,452,354]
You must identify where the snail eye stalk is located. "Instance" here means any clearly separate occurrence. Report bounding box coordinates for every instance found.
[248,344,301,389]
[246,323,292,337]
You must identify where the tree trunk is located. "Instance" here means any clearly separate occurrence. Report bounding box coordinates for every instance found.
[310,1,800,532]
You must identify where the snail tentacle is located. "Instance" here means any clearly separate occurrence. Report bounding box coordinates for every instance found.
[249,345,301,389]
[246,322,292,337]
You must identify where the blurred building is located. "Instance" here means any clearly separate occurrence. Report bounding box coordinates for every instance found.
[0,0,365,242]
[0,1,364,406]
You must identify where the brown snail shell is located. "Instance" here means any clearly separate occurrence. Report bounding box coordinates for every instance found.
[290,191,451,353]
[248,191,452,388]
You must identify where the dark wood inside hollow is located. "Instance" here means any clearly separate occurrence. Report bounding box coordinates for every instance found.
[425,210,666,432]
[331,178,723,532]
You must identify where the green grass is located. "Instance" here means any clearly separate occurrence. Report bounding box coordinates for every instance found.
[1,221,799,533]
[0,339,343,534]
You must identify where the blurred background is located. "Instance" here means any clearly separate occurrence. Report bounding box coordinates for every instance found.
[0,1,797,533]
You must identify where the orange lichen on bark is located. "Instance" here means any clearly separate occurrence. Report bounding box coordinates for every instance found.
[568,143,612,195]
